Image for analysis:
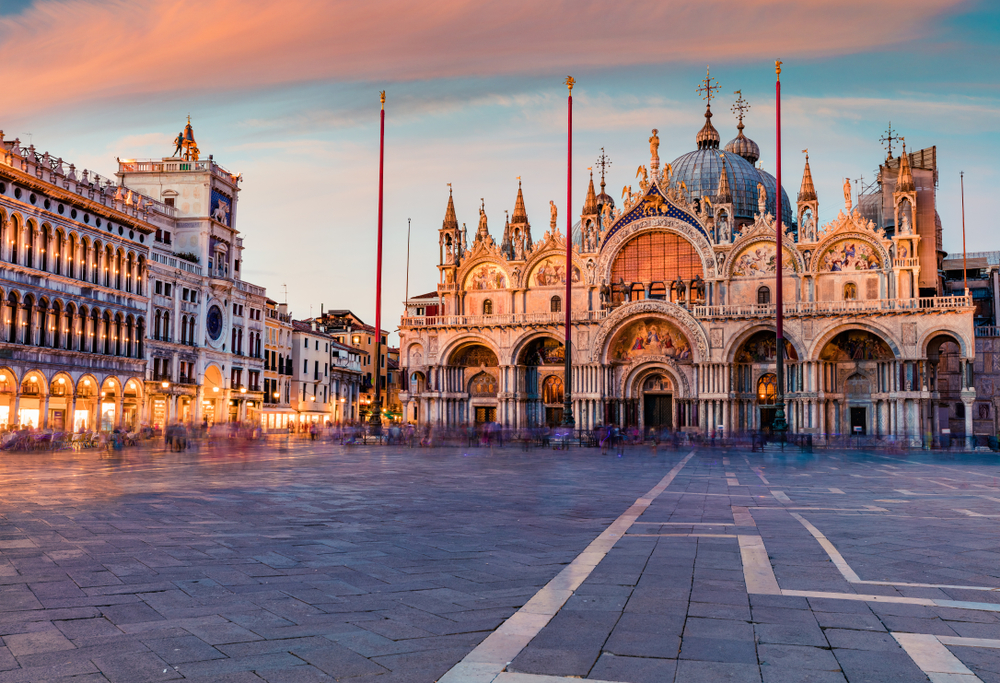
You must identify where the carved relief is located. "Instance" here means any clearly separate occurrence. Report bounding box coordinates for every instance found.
[592,300,709,363]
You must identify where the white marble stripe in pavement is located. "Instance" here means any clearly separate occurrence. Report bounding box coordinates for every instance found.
[437,450,697,683]
[792,512,1000,592]
[739,534,781,595]
[892,633,982,683]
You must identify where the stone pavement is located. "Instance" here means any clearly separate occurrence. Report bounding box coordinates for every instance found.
[2,442,1000,681]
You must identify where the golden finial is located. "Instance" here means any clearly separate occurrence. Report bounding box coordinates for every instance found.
[379,90,386,109]
[447,182,452,194]
[565,76,575,93]
[802,148,808,159]
[187,114,191,124]
[775,60,783,80]
[696,67,720,107]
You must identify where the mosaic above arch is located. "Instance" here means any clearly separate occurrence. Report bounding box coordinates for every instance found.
[820,330,893,361]
[464,263,507,290]
[730,243,798,278]
[609,316,692,363]
[818,239,882,272]
[530,256,581,287]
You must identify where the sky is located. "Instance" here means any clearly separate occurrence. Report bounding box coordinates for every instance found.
[1,0,997,343]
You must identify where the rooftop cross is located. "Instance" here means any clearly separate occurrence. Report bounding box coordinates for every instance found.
[880,122,899,159]
[696,67,720,108]
[731,90,750,127]
[595,147,612,185]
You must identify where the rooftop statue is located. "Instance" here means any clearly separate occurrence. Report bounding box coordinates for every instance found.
[549,200,557,229]
[843,177,852,211]
[649,129,660,160]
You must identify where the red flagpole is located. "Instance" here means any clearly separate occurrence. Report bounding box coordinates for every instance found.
[563,77,576,428]
[773,61,787,436]
[371,91,386,430]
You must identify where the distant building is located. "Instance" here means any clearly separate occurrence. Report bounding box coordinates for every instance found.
[307,309,395,422]
[0,134,152,431]
[263,299,294,431]
[330,340,364,423]
[291,320,333,425]
[117,119,267,427]
[942,252,1000,439]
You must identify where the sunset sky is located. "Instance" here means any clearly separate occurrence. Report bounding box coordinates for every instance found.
[2,0,997,338]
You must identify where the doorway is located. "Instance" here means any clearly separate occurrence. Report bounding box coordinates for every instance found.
[474,406,496,424]
[759,407,776,434]
[545,407,563,426]
[643,394,673,429]
[850,407,867,435]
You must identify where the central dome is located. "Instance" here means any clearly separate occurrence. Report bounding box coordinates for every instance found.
[670,108,794,226]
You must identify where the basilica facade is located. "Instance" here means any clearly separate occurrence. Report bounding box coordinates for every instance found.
[398,99,977,442]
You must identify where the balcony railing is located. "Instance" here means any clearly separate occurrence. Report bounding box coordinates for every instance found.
[400,295,972,328]
[401,310,609,328]
[691,295,972,318]
[976,326,1000,338]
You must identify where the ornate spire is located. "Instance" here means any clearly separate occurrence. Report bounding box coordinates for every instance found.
[582,169,598,215]
[798,150,817,202]
[442,185,459,230]
[715,155,732,204]
[896,140,915,193]
[501,210,512,256]
[724,90,759,164]
[696,67,721,151]
[512,179,528,224]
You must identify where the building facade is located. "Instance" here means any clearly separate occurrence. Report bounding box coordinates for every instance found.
[263,298,295,431]
[291,320,334,424]
[0,133,153,431]
[117,120,267,427]
[399,97,977,442]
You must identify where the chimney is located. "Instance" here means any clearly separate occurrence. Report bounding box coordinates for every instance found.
[321,303,324,316]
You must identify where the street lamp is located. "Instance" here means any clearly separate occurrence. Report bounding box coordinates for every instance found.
[161,381,170,389]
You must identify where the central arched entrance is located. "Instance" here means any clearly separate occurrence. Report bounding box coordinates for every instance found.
[641,373,673,430]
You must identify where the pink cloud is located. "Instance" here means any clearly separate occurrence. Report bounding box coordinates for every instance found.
[0,0,962,113]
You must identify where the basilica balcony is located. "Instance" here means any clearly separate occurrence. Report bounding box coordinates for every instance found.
[692,294,972,319]
[893,258,920,268]
[401,309,609,329]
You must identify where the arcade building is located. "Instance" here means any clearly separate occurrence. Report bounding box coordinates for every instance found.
[398,86,977,442]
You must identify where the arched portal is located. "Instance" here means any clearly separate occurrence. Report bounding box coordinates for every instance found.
[819,329,895,437]
[517,337,564,426]
[732,330,799,433]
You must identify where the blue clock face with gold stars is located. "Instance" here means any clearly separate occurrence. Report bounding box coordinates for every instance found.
[207,305,223,341]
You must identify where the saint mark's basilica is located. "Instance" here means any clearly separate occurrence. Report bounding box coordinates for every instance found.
[398,77,978,443]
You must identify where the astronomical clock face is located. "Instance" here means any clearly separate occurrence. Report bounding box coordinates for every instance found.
[207,305,224,341]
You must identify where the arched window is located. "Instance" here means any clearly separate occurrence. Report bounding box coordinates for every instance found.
[550,296,561,313]
[757,374,777,405]
[542,375,564,404]
[162,312,170,343]
[757,286,771,305]
[843,282,857,300]
[180,315,188,344]
[154,310,162,341]
[482,299,493,315]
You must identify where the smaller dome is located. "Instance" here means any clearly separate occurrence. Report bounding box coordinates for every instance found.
[696,107,720,150]
[725,129,759,165]
[596,191,615,209]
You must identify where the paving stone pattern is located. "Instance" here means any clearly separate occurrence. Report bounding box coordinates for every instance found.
[1,444,1000,681]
